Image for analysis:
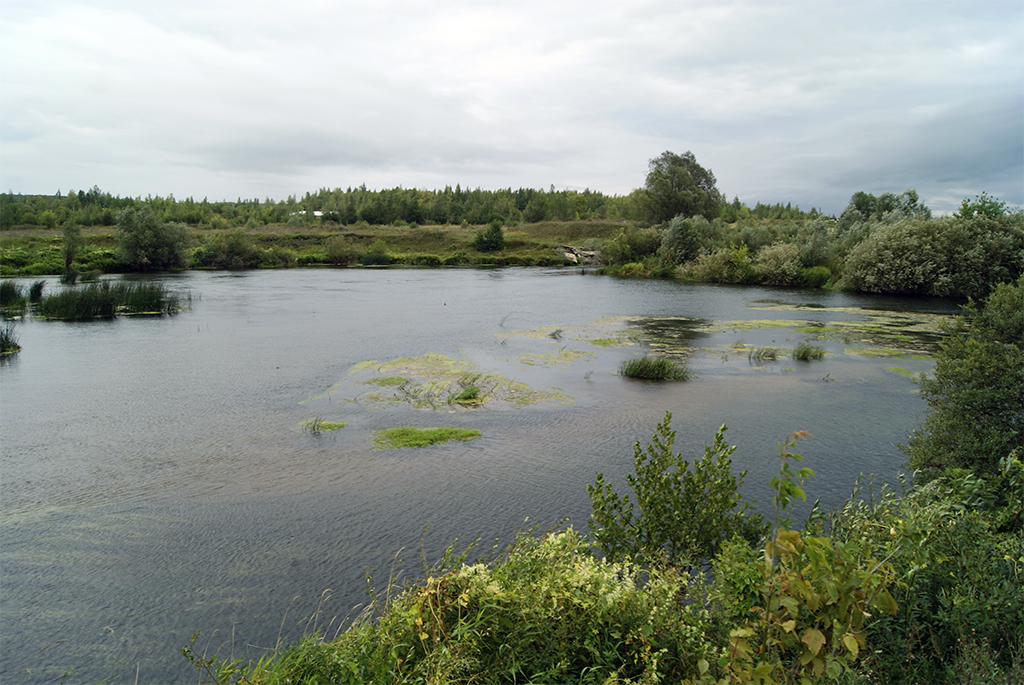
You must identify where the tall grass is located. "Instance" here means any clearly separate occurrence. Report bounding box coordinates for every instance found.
[28,280,45,302]
[0,322,20,354]
[619,355,691,380]
[0,280,23,306]
[792,342,826,360]
[37,281,183,320]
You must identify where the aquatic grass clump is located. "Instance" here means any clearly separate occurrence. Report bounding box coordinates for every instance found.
[748,346,780,362]
[619,355,691,380]
[373,426,481,449]
[37,281,183,320]
[303,416,346,434]
[792,342,826,360]
[0,280,24,307]
[28,280,45,302]
[0,323,20,355]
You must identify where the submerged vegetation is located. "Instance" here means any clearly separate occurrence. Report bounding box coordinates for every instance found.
[372,427,481,449]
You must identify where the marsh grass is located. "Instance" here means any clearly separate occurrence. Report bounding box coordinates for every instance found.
[792,342,826,360]
[37,281,183,320]
[0,280,23,307]
[0,322,20,355]
[748,346,781,362]
[619,355,691,380]
[373,427,481,449]
[28,280,45,302]
[303,417,346,434]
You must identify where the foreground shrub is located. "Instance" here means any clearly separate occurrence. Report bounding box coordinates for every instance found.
[325,236,359,265]
[185,529,716,684]
[588,413,767,568]
[754,241,802,286]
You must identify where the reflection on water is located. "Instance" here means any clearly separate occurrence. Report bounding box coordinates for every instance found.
[0,269,960,682]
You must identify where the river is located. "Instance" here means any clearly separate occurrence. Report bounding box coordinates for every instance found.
[0,268,959,683]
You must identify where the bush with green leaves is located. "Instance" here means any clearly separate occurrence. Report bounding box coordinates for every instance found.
[116,207,189,271]
[903,278,1023,478]
[588,412,768,569]
[471,220,505,252]
[600,225,662,265]
[842,204,1023,298]
[659,214,715,265]
[754,241,802,286]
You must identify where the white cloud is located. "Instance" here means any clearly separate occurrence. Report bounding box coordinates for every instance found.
[2,0,1021,214]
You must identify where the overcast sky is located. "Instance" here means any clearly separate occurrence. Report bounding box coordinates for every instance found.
[2,0,1021,215]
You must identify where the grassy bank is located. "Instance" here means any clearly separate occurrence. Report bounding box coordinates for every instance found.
[0,220,626,276]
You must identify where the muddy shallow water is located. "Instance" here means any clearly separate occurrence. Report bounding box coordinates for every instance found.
[0,268,959,683]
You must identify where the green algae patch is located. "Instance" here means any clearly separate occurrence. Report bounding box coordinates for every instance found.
[845,346,912,358]
[373,427,481,449]
[504,317,642,347]
[364,376,408,387]
[308,353,573,410]
[519,349,594,366]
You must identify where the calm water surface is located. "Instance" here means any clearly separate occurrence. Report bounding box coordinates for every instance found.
[0,268,959,683]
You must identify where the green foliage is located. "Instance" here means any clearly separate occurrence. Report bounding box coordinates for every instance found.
[619,355,691,380]
[28,280,45,302]
[903,279,1024,478]
[303,417,346,434]
[642,150,723,223]
[792,343,825,361]
[748,347,780,362]
[373,427,481,449]
[754,241,802,286]
[818,467,1024,683]
[193,230,259,269]
[61,222,83,271]
[471,221,505,252]
[0,322,20,355]
[36,281,182,319]
[185,528,718,684]
[116,207,189,271]
[711,432,898,685]
[660,215,714,265]
[842,209,1023,298]
[588,413,768,568]
[680,245,758,284]
[0,279,23,307]
[601,226,662,265]
[325,236,358,265]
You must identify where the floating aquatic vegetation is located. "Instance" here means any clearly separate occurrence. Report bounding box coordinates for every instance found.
[372,426,481,449]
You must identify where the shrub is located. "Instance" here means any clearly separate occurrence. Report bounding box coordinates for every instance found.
[116,207,189,271]
[796,265,831,288]
[842,210,1023,298]
[903,279,1023,478]
[754,241,802,286]
[600,226,662,265]
[471,221,505,252]
[193,231,259,269]
[619,355,690,380]
[324,237,359,265]
[588,413,768,568]
[659,215,715,265]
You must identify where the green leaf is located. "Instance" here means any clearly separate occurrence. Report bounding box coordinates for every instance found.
[802,628,826,656]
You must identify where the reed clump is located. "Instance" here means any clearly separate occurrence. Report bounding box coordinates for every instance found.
[619,355,691,380]
[37,281,183,320]
[0,322,20,355]
[748,346,780,362]
[792,342,826,360]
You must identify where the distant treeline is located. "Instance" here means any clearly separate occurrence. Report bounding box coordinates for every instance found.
[0,185,820,230]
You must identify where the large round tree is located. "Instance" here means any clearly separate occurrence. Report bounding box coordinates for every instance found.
[642,150,723,223]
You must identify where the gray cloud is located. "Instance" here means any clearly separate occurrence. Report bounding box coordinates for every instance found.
[2,0,1020,214]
